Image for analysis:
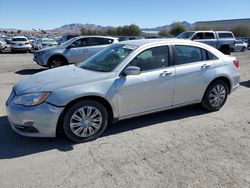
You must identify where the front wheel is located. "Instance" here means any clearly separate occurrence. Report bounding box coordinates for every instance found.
[202,80,228,112]
[48,57,67,68]
[63,100,108,143]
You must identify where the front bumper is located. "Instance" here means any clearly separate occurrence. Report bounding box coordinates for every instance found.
[33,53,47,67]
[6,90,64,137]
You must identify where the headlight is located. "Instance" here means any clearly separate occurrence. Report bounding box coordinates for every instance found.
[14,92,51,106]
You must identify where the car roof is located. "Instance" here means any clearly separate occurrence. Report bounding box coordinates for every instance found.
[74,36,118,40]
[12,36,28,39]
[118,38,208,47]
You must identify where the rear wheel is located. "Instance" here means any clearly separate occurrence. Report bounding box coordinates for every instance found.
[48,57,67,68]
[202,80,228,112]
[220,46,230,55]
[63,100,108,143]
[241,47,246,52]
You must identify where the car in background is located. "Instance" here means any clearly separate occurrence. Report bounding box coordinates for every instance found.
[37,38,58,50]
[177,31,236,55]
[0,38,7,52]
[33,36,119,68]
[60,34,79,44]
[233,40,248,52]
[7,39,240,142]
[10,36,32,53]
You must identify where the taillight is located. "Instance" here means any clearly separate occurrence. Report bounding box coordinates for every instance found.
[233,60,240,68]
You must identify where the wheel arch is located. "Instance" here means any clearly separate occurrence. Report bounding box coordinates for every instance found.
[203,76,232,100]
[47,54,69,67]
[56,95,114,136]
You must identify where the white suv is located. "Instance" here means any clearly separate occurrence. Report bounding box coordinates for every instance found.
[10,36,32,53]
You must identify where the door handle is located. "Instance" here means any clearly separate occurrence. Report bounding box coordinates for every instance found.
[160,71,172,77]
[201,64,211,69]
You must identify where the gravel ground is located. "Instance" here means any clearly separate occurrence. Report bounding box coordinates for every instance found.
[0,51,250,188]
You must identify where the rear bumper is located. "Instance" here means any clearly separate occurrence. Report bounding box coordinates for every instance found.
[11,46,32,51]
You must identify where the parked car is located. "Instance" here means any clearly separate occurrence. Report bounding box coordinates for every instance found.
[233,40,248,52]
[0,38,7,52]
[33,36,119,68]
[31,38,40,50]
[6,39,240,142]
[10,36,32,52]
[177,31,236,55]
[37,38,58,50]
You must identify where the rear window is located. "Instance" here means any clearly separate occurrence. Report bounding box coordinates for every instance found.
[12,38,28,42]
[174,45,218,65]
[218,33,234,39]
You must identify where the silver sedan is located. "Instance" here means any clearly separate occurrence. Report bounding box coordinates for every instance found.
[33,36,119,68]
[6,39,240,142]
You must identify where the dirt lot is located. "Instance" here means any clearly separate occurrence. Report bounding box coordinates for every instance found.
[0,51,250,188]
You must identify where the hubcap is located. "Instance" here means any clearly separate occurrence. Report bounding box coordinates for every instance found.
[51,59,62,68]
[70,106,102,138]
[209,84,226,108]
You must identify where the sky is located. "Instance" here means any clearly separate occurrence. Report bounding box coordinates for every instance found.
[0,0,249,30]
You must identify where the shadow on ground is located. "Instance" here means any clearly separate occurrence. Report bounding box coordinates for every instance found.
[15,68,46,75]
[240,80,250,88]
[0,105,206,159]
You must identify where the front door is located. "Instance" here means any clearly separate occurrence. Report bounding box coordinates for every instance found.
[116,45,175,118]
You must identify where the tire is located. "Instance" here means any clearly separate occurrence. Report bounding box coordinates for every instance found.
[220,46,230,55]
[48,56,67,68]
[202,80,228,112]
[241,47,246,52]
[63,100,108,143]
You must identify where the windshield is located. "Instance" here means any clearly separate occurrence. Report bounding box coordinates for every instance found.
[59,37,77,48]
[176,32,195,39]
[12,38,28,42]
[79,44,137,72]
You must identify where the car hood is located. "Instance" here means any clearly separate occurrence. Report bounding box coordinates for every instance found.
[14,65,116,95]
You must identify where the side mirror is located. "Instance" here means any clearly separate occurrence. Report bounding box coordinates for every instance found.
[123,66,141,76]
[67,44,75,49]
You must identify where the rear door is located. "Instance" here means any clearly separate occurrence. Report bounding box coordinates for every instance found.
[173,45,216,105]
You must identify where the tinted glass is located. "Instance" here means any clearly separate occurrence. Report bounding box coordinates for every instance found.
[12,38,28,42]
[218,33,233,38]
[174,45,203,65]
[73,38,90,47]
[204,32,215,39]
[129,46,169,72]
[192,33,203,40]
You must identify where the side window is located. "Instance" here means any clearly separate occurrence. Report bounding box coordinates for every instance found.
[103,38,114,44]
[218,33,233,39]
[73,38,90,47]
[129,46,169,72]
[204,32,215,39]
[192,32,204,40]
[174,45,203,65]
[90,38,113,46]
[207,51,218,60]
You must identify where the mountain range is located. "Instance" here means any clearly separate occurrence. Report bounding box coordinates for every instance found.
[1,18,250,34]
